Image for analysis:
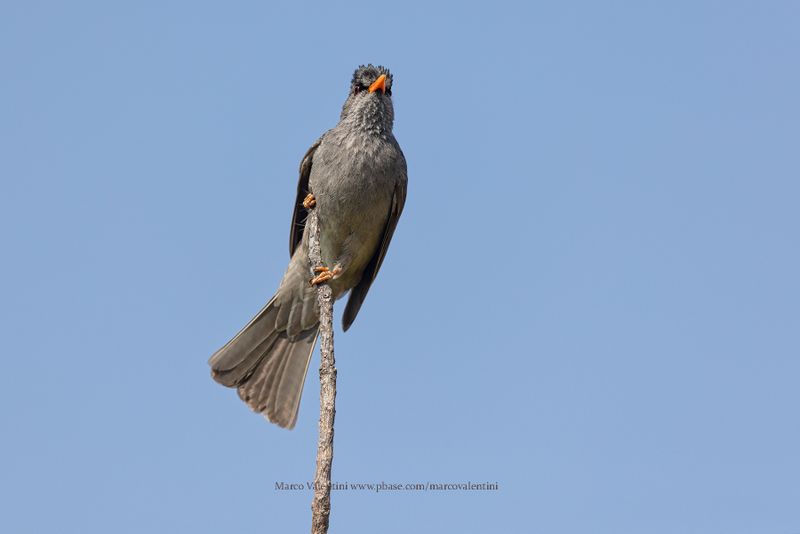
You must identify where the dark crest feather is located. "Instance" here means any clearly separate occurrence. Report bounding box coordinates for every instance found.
[351,64,393,89]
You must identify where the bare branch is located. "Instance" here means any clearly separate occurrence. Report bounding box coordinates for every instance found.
[307,207,336,534]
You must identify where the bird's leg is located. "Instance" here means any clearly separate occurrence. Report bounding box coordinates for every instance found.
[302,193,316,209]
[310,265,342,286]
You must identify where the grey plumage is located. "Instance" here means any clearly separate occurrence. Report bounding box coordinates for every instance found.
[209,65,407,429]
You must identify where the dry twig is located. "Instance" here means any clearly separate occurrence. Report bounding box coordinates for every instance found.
[307,207,336,534]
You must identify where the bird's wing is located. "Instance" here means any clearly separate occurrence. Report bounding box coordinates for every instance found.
[289,137,324,256]
[342,171,407,331]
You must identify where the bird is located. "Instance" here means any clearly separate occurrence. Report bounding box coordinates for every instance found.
[209,65,407,429]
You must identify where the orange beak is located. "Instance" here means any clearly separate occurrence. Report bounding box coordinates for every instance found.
[368,74,387,94]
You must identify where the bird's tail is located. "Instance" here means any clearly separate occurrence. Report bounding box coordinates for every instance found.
[209,297,318,429]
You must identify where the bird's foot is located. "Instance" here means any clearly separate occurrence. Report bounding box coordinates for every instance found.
[309,265,341,286]
[302,193,316,209]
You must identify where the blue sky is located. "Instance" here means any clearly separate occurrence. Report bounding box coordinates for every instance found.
[1,1,799,533]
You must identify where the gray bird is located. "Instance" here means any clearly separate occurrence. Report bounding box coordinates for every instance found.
[209,65,407,429]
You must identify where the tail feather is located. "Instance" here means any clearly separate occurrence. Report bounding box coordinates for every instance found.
[209,297,319,429]
[211,330,279,387]
[264,337,293,413]
[209,297,279,373]
[273,330,317,424]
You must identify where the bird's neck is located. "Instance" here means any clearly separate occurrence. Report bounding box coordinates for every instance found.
[339,102,393,138]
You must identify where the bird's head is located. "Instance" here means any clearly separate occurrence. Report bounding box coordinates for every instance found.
[339,64,395,135]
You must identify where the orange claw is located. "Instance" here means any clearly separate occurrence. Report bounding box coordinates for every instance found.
[302,193,316,209]
[309,265,341,286]
[310,270,333,286]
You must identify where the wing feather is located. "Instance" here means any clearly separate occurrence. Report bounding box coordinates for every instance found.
[342,175,407,331]
[289,137,323,256]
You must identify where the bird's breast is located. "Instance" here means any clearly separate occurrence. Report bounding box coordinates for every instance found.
[307,134,399,286]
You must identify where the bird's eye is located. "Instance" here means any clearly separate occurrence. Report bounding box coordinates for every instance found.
[353,85,363,94]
